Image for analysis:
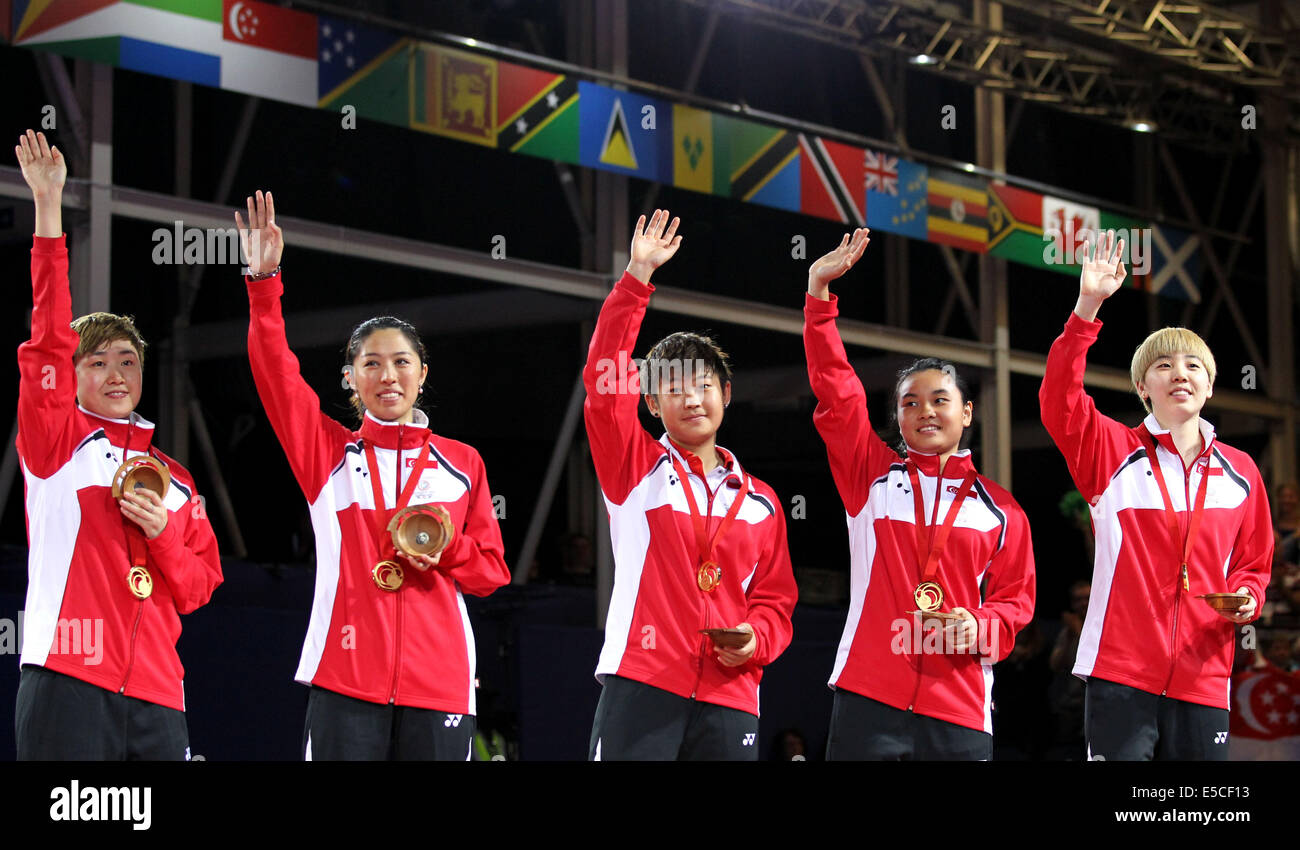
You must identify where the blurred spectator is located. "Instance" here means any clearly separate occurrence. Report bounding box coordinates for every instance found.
[554,533,595,587]
[992,620,1051,760]
[1046,581,1091,759]
[769,727,808,761]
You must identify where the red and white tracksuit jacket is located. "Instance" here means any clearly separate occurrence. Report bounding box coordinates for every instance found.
[804,293,1036,733]
[584,271,798,716]
[17,235,223,711]
[247,272,510,714]
[1041,312,1272,710]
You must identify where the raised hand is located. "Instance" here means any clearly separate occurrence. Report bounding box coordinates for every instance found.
[15,130,65,198]
[234,189,284,277]
[1074,229,1127,321]
[15,130,66,237]
[626,209,682,285]
[808,228,870,300]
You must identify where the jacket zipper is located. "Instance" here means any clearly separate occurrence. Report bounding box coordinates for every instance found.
[119,602,144,694]
[1160,448,1195,696]
[690,471,717,700]
[119,420,143,695]
[388,424,406,704]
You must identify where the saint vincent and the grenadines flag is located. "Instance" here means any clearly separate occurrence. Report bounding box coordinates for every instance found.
[12,0,317,105]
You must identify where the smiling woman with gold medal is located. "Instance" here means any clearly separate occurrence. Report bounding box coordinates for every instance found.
[804,229,1037,760]
[584,210,798,761]
[238,191,510,760]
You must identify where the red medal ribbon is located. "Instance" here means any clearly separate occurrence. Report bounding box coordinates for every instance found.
[669,451,750,591]
[364,439,433,563]
[1141,426,1212,594]
[906,460,977,590]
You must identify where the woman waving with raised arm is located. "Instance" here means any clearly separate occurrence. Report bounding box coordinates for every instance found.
[804,228,1035,760]
[584,210,797,761]
[238,191,509,761]
[1040,230,1271,761]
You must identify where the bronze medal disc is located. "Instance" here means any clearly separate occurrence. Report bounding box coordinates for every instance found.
[127,565,153,600]
[372,560,405,592]
[914,581,944,613]
[697,561,721,593]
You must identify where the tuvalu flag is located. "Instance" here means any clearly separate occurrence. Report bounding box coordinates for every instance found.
[864,152,927,240]
[927,167,987,253]
[496,63,579,164]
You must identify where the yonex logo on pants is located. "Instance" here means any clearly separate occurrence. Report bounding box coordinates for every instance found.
[741,733,755,746]
[444,714,463,728]
[1213,731,1227,744]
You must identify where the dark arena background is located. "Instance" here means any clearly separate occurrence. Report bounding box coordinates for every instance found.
[0,0,1298,790]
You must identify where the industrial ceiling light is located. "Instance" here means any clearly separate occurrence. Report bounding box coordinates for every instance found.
[910,54,939,65]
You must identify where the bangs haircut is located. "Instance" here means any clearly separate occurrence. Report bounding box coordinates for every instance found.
[70,312,146,365]
[640,331,733,396]
[1130,327,1216,412]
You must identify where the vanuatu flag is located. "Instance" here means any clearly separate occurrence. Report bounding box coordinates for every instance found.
[927,167,987,253]
[986,182,1047,268]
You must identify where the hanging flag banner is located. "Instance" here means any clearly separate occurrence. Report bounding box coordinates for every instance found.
[317,14,410,122]
[799,134,864,226]
[578,81,671,182]
[6,1,1195,300]
[726,118,800,213]
[928,167,988,253]
[496,63,579,163]
[864,151,927,239]
[411,44,498,146]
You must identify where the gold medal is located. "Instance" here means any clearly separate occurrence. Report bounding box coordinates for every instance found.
[372,560,405,592]
[127,565,153,600]
[697,560,721,593]
[914,581,944,613]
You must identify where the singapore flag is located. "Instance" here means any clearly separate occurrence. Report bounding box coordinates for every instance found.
[220,0,318,106]
[1230,665,1300,760]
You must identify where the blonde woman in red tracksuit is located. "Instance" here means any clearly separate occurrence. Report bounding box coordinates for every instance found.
[237,191,510,760]
[584,209,798,760]
[1040,230,1271,760]
[803,229,1036,760]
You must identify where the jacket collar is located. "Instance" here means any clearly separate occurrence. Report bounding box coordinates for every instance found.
[661,434,743,483]
[904,447,975,479]
[79,405,156,453]
[1141,413,1216,461]
[360,408,432,450]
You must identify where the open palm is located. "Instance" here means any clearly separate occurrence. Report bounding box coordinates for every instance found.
[1079,229,1127,300]
[629,209,682,271]
[234,189,284,276]
[15,130,66,197]
[809,228,870,297]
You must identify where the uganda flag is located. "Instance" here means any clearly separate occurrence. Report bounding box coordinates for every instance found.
[495,62,579,164]
[927,167,987,254]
